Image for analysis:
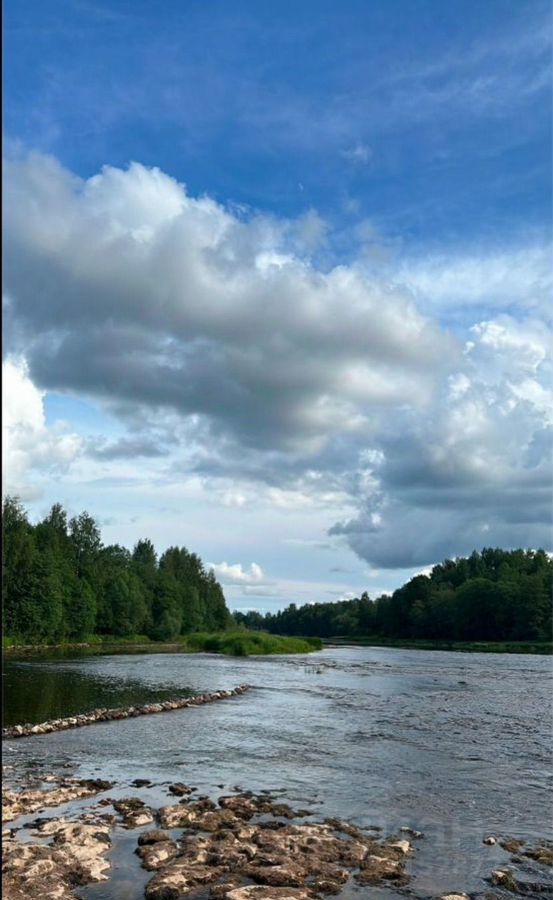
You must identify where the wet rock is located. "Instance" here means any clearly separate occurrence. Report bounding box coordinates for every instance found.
[388,839,411,854]
[145,861,229,899]
[400,826,424,838]
[159,802,237,832]
[490,869,520,891]
[113,796,155,828]
[126,808,155,828]
[169,783,194,797]
[500,838,523,854]
[2,778,113,822]
[356,841,410,885]
[132,778,152,788]
[2,817,113,900]
[145,793,415,899]
[113,797,147,813]
[224,889,317,900]
[521,841,553,865]
[137,840,180,870]
[139,830,174,846]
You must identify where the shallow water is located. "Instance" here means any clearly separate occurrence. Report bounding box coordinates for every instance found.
[3,646,553,895]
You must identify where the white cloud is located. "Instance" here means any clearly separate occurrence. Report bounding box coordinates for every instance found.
[400,244,552,316]
[3,152,454,462]
[2,357,82,498]
[3,151,551,569]
[209,561,266,585]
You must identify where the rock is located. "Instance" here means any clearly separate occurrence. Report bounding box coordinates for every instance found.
[139,830,174,846]
[113,796,154,827]
[499,837,523,853]
[388,839,411,854]
[243,863,308,887]
[441,894,470,900]
[2,685,251,740]
[126,808,155,828]
[2,778,113,822]
[224,889,317,900]
[145,861,228,899]
[521,842,553,865]
[2,816,114,900]
[137,840,180,870]
[132,778,152,788]
[483,835,497,845]
[168,782,194,797]
[144,792,415,899]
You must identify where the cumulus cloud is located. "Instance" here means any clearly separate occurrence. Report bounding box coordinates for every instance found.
[3,151,454,460]
[330,314,553,566]
[2,357,82,498]
[3,151,551,568]
[209,561,266,585]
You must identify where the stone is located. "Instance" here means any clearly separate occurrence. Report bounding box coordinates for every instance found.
[168,783,194,797]
[139,830,174,845]
[145,861,228,899]
[224,889,317,900]
[137,840,180,870]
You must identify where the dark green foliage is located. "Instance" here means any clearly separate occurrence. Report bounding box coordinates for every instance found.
[2,496,232,645]
[183,630,322,656]
[235,549,553,643]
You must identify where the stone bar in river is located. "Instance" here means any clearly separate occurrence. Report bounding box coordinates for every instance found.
[2,684,251,739]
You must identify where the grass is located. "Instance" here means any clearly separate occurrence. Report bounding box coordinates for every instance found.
[325,636,553,654]
[2,630,322,657]
[181,630,322,656]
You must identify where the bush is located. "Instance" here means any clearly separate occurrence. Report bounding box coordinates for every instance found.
[182,630,320,656]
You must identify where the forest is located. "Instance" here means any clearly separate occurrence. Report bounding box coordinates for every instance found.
[2,496,231,644]
[3,496,552,646]
[235,548,553,643]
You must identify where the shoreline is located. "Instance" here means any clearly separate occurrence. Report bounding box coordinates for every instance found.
[3,767,552,900]
[4,636,552,657]
[322,637,553,654]
[2,684,251,740]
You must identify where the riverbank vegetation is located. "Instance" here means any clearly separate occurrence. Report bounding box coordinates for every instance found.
[235,548,553,645]
[183,630,322,655]
[3,496,232,645]
[4,498,551,652]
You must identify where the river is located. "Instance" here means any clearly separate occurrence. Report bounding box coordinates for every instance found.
[3,645,552,897]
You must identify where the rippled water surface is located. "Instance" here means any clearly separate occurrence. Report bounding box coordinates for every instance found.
[3,646,553,895]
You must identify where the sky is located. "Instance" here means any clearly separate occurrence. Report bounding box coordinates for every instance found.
[3,0,552,613]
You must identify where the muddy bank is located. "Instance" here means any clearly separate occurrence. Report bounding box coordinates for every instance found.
[2,684,251,739]
[3,769,552,900]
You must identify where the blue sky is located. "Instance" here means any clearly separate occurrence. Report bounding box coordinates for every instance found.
[3,0,552,610]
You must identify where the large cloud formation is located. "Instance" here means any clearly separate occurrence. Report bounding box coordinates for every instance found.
[2,358,81,499]
[3,151,551,567]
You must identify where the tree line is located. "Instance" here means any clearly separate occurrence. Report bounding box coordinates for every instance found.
[2,496,232,644]
[235,548,553,643]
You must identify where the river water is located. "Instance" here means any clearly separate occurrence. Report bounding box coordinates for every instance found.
[3,646,552,896]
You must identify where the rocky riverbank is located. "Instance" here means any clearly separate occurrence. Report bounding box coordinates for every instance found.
[2,684,251,739]
[2,767,552,900]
